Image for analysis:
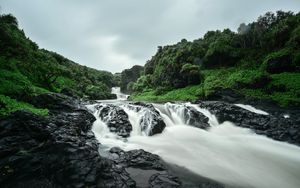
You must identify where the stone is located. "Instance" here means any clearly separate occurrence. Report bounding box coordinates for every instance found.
[196,101,300,145]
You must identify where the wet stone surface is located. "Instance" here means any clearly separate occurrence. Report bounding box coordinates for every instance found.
[96,104,133,137]
[0,93,135,188]
[197,101,300,145]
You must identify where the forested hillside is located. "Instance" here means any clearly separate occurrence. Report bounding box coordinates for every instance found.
[120,65,143,94]
[131,11,300,107]
[0,14,116,116]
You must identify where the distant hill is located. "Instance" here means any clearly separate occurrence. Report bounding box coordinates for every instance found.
[120,65,144,94]
[130,10,300,107]
[0,14,116,116]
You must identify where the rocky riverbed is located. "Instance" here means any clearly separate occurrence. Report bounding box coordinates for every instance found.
[0,92,299,187]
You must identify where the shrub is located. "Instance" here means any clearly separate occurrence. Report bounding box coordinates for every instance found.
[0,70,33,99]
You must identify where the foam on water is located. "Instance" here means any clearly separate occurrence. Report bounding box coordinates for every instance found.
[91,101,300,188]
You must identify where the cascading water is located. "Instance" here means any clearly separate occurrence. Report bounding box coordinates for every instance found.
[89,101,300,188]
[111,87,130,100]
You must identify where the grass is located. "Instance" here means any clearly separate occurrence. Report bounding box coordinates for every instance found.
[0,95,48,116]
[131,68,300,107]
[131,84,204,102]
[0,69,50,116]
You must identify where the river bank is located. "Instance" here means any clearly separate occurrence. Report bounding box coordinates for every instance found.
[1,92,300,187]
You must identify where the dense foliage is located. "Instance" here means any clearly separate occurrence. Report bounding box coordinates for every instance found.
[120,65,143,93]
[131,11,300,107]
[0,14,116,116]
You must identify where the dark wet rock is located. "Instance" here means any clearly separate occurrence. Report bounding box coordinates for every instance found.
[108,147,181,187]
[202,88,245,104]
[109,148,166,170]
[28,93,84,113]
[149,174,181,188]
[0,94,136,188]
[107,147,224,188]
[129,102,166,136]
[184,106,209,129]
[197,101,300,145]
[96,104,132,137]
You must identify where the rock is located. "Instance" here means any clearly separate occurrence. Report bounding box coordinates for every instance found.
[203,88,245,103]
[109,148,166,170]
[184,106,209,129]
[96,104,132,137]
[28,93,84,113]
[108,147,182,187]
[149,174,181,188]
[0,94,136,188]
[130,102,166,136]
[197,101,300,145]
[266,54,295,74]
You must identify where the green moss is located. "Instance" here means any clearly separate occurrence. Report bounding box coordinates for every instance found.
[131,84,204,102]
[0,95,48,116]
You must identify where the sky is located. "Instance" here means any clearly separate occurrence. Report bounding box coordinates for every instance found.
[0,0,299,73]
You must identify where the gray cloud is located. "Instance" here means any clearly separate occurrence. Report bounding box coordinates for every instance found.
[0,0,299,72]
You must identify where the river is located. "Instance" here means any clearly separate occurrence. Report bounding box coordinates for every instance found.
[87,87,300,188]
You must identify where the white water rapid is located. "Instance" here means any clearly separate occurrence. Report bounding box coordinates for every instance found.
[88,101,300,188]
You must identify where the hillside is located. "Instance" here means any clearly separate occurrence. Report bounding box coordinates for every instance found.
[120,65,144,94]
[130,11,300,107]
[0,14,116,116]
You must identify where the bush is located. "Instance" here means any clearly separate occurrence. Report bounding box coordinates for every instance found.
[227,69,270,88]
[262,49,295,74]
[85,83,116,100]
[0,70,33,99]
[133,75,153,92]
[180,64,203,85]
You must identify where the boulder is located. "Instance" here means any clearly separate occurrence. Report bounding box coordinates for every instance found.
[130,102,166,136]
[96,104,132,137]
[0,109,135,188]
[28,93,84,113]
[184,106,210,129]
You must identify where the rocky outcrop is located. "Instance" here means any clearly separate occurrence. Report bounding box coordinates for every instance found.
[184,106,209,129]
[197,101,300,145]
[0,93,136,188]
[130,102,166,136]
[106,147,224,188]
[96,104,132,137]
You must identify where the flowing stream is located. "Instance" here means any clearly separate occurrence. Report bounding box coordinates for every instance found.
[88,88,300,188]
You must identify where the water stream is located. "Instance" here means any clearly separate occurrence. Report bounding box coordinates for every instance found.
[88,88,300,188]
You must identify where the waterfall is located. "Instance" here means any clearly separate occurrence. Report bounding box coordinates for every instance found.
[90,101,300,188]
[111,87,129,100]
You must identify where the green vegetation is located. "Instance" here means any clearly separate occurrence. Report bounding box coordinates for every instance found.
[120,65,144,94]
[130,11,300,107]
[0,95,48,116]
[0,14,116,116]
[132,85,204,102]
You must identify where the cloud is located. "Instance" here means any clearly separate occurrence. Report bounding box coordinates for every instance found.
[0,0,299,73]
[85,35,140,71]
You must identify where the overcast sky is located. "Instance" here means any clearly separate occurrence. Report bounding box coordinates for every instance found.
[0,0,299,73]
